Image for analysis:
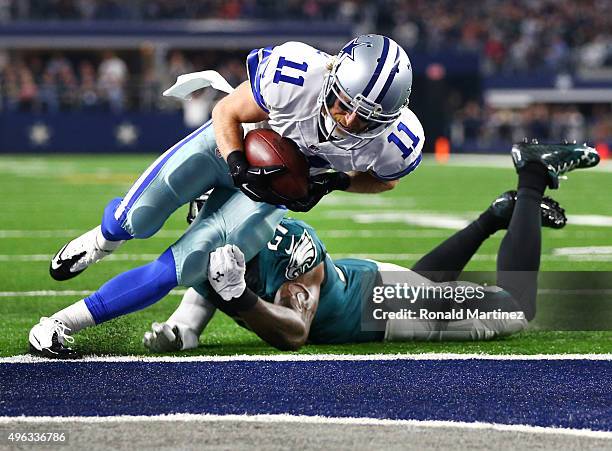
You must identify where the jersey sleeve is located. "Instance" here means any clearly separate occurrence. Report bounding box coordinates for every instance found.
[246,42,327,118]
[370,109,425,181]
[264,219,327,283]
[246,46,275,113]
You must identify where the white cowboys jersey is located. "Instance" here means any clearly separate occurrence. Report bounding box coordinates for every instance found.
[247,42,424,180]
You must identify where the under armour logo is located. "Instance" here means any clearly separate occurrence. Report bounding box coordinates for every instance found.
[212,271,224,282]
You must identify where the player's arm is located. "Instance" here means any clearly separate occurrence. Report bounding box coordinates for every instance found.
[211,81,285,203]
[208,244,323,351]
[237,263,323,351]
[211,81,268,160]
[287,169,397,212]
[345,171,399,193]
[143,288,217,353]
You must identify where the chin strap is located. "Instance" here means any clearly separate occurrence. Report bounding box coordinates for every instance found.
[163,70,235,100]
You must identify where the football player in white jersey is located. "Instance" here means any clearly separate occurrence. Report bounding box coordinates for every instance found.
[37,36,424,351]
[30,139,600,357]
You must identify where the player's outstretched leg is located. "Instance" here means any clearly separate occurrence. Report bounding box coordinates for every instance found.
[32,189,285,358]
[32,248,179,358]
[411,190,566,283]
[49,121,232,281]
[497,142,600,320]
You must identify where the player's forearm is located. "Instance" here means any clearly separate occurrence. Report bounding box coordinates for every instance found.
[239,299,308,351]
[211,81,269,161]
[345,171,399,193]
[211,101,246,160]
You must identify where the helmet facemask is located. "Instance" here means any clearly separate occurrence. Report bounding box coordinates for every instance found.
[317,62,405,151]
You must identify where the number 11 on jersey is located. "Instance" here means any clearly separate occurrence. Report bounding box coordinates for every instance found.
[387,122,420,159]
[273,57,309,87]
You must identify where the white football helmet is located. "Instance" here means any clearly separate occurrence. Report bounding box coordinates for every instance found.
[318,34,413,149]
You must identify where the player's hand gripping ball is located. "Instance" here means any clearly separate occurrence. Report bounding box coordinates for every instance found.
[243,129,309,202]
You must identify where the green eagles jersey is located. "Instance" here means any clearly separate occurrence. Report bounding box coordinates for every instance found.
[248,218,384,344]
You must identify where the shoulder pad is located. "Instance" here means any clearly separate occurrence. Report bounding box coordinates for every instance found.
[247,42,329,118]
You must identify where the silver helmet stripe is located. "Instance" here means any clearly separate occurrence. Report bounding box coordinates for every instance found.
[361,36,390,98]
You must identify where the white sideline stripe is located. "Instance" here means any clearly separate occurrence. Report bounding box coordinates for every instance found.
[0,289,187,298]
[3,253,612,262]
[0,413,610,439]
[1,353,611,364]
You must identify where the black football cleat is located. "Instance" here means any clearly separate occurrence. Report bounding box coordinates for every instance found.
[489,190,567,229]
[511,141,600,189]
[29,317,81,359]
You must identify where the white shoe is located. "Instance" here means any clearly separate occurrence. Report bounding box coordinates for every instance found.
[29,317,79,359]
[49,226,122,281]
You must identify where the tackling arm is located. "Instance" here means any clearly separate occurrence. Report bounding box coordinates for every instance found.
[237,263,323,351]
[207,244,323,351]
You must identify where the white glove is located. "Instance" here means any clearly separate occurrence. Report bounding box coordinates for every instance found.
[143,322,198,352]
[143,322,181,352]
[208,244,246,301]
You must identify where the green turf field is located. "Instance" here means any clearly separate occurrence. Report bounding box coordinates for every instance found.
[1,154,611,356]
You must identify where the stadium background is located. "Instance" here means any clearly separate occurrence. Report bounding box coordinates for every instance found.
[0,1,611,449]
[1,0,611,155]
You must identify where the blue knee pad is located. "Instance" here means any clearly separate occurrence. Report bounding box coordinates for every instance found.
[84,248,178,324]
[100,197,133,241]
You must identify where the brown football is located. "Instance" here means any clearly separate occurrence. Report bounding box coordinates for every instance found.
[244,128,309,201]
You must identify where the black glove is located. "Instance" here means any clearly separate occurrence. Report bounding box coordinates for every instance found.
[287,171,350,212]
[227,150,288,204]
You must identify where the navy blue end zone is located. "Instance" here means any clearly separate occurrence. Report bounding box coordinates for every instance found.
[1,359,610,431]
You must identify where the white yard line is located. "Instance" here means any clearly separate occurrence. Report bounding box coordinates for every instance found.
[0,229,454,239]
[553,246,612,255]
[0,413,610,439]
[1,353,610,364]
[2,228,611,240]
[2,253,612,262]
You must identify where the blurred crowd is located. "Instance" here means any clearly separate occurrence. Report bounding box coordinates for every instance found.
[451,102,612,149]
[1,0,611,150]
[0,0,362,22]
[0,50,245,113]
[379,0,612,73]
[1,0,611,74]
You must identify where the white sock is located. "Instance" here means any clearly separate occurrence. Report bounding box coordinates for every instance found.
[52,300,96,334]
[94,225,125,252]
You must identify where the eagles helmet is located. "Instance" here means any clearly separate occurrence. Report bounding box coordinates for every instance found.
[318,34,413,149]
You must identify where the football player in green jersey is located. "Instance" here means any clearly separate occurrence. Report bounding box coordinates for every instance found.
[144,142,594,352]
